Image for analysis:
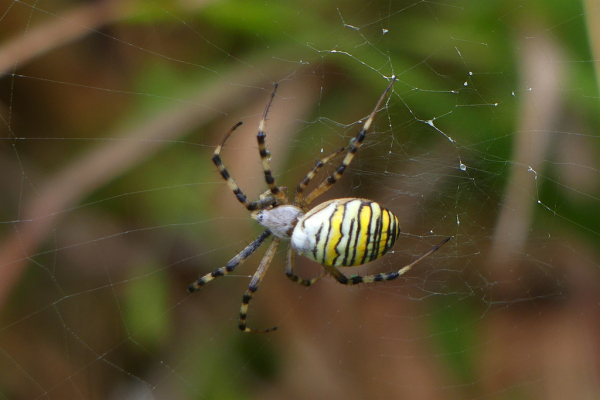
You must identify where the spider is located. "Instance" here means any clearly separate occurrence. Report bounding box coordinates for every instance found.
[188,75,450,332]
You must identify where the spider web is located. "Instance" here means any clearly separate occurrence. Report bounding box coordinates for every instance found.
[1,0,599,399]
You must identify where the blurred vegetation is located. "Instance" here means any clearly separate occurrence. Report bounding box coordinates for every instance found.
[0,0,599,399]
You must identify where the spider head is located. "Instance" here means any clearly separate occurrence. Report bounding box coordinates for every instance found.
[252,205,304,239]
[250,209,266,221]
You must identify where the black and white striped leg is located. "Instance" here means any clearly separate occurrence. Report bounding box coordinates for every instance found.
[257,83,288,203]
[213,123,277,211]
[285,248,327,287]
[323,237,451,285]
[187,230,272,293]
[304,76,397,207]
[239,237,281,333]
[294,146,345,209]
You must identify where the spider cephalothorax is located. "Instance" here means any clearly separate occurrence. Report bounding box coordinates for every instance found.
[188,76,450,332]
[253,204,303,239]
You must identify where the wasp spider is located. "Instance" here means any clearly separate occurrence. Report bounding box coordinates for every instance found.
[188,76,450,332]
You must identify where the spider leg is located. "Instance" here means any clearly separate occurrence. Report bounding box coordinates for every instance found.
[322,236,450,285]
[187,230,272,292]
[294,146,345,209]
[285,248,327,287]
[239,237,281,333]
[257,83,288,203]
[303,76,397,207]
[213,123,277,211]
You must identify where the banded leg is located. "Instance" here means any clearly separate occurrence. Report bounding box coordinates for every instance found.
[323,236,450,285]
[257,84,288,203]
[213,123,277,211]
[294,146,345,208]
[304,76,397,207]
[188,230,271,292]
[285,248,327,287]
[239,238,281,333]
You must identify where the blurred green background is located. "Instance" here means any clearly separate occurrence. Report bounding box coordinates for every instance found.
[1,0,599,399]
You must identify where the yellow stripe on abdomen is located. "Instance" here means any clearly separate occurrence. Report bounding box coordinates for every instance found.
[291,198,401,268]
[332,199,363,266]
[377,208,391,259]
[323,204,345,266]
[348,201,371,266]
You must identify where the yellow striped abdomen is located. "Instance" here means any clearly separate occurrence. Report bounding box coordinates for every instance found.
[291,198,401,267]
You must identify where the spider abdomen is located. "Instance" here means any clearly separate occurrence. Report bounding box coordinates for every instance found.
[291,198,401,267]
